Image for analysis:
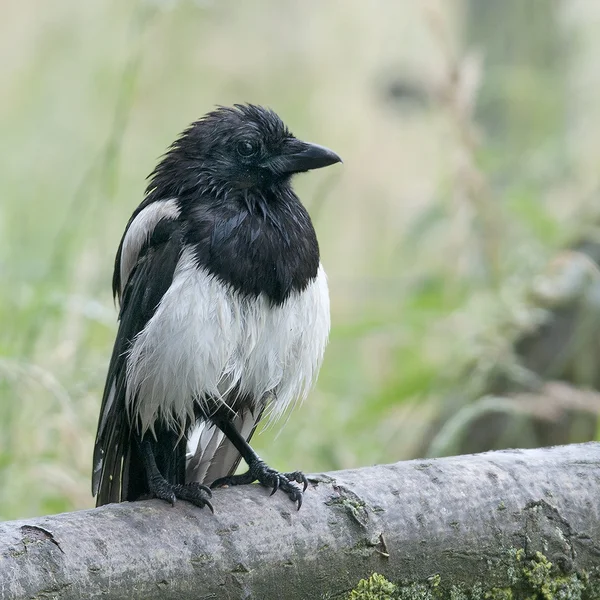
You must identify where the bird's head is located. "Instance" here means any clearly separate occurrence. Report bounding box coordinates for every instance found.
[147,104,342,199]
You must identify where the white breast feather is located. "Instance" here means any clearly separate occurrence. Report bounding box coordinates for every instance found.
[120,199,181,297]
[125,247,330,435]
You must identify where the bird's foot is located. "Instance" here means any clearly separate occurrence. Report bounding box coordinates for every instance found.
[210,459,308,509]
[149,475,214,512]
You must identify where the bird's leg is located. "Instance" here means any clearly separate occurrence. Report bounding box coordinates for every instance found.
[138,438,213,512]
[210,419,308,509]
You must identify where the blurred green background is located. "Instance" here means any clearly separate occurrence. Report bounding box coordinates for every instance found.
[2,0,600,520]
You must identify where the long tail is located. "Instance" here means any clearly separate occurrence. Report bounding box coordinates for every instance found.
[93,382,188,506]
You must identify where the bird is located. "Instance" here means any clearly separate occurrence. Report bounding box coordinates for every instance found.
[92,104,341,511]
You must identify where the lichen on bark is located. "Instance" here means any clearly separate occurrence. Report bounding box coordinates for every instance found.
[346,549,598,600]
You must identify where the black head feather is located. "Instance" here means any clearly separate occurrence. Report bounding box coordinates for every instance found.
[140,104,341,304]
[146,104,340,201]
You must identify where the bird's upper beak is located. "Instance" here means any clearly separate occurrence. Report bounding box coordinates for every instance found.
[267,140,342,175]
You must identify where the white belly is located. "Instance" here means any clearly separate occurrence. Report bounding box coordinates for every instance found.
[125,247,330,435]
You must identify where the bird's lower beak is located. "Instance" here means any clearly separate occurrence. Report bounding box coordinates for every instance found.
[269,141,342,174]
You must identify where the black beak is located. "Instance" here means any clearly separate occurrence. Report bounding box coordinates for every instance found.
[268,140,342,175]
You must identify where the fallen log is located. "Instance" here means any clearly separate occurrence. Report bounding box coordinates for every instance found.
[1,443,599,599]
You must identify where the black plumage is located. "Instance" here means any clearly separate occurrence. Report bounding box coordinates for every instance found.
[93,104,341,510]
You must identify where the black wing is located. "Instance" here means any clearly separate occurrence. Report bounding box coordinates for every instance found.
[92,219,183,506]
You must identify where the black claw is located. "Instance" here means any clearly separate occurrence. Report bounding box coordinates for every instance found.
[172,482,214,510]
[280,472,307,493]
[285,471,309,492]
[270,477,279,496]
[211,459,307,508]
[189,482,213,498]
[149,479,212,510]
[140,439,212,511]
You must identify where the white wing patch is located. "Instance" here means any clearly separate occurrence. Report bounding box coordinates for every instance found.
[119,198,181,298]
[125,246,330,436]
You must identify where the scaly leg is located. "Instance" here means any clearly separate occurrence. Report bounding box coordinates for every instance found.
[210,419,308,509]
[138,438,214,512]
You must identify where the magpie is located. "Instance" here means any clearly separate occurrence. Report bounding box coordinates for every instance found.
[92,104,341,511]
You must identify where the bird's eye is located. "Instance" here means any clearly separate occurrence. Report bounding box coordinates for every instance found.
[237,140,258,158]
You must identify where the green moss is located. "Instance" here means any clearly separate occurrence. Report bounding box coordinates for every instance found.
[347,573,398,600]
[522,551,553,589]
[346,549,596,600]
[485,588,513,600]
[518,551,586,600]
[396,583,435,600]
[347,573,443,600]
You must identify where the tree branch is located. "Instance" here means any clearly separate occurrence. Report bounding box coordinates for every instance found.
[2,443,600,599]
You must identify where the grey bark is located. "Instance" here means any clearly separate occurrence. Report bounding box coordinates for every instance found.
[1,443,600,599]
